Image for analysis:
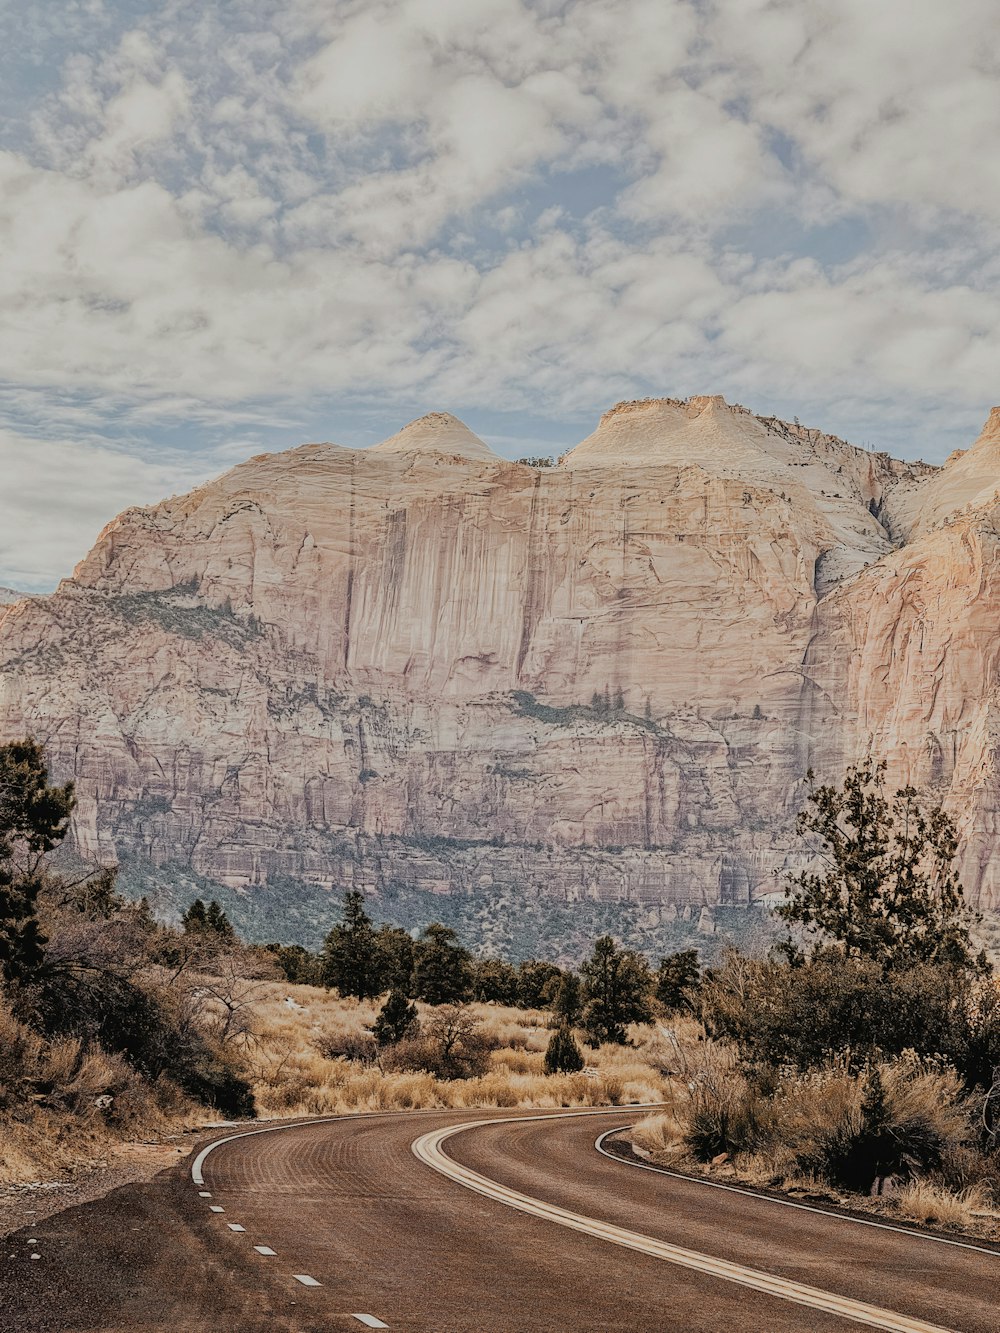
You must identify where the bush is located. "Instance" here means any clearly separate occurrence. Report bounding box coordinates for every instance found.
[685,1075,778,1162]
[544,1025,584,1074]
[382,1005,494,1080]
[373,991,419,1047]
[314,1026,378,1064]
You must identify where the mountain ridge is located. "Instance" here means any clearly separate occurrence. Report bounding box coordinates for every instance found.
[2,395,999,935]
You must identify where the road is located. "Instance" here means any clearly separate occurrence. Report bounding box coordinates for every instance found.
[1,1106,996,1332]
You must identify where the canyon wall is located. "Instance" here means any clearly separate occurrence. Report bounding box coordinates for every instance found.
[2,395,999,923]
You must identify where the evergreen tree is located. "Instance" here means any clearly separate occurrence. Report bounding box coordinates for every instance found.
[544,1024,584,1074]
[181,899,208,933]
[551,972,582,1027]
[205,900,235,941]
[412,923,471,1004]
[516,959,562,1009]
[780,761,983,973]
[472,957,520,1005]
[581,935,652,1045]
[373,989,419,1046]
[0,739,75,985]
[322,889,381,998]
[656,948,700,1013]
[374,924,415,993]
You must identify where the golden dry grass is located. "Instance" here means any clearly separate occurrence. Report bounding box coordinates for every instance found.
[894,1180,992,1231]
[246,984,678,1118]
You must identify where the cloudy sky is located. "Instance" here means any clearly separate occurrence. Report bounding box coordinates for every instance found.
[2,0,999,590]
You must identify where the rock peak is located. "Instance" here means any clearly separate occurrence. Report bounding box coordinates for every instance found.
[370,412,497,463]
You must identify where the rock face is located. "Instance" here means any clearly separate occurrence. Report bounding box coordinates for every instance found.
[2,397,999,917]
[0,588,24,605]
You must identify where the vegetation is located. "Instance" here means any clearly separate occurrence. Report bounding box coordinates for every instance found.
[544,1025,584,1074]
[581,935,653,1045]
[624,765,1000,1241]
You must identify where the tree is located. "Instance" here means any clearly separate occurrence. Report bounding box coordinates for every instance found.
[412,923,471,1004]
[544,1024,584,1074]
[656,949,700,1013]
[551,972,582,1027]
[780,761,982,973]
[205,900,235,942]
[472,958,519,1006]
[374,925,415,994]
[0,739,75,986]
[322,889,381,998]
[265,943,323,986]
[580,936,652,1045]
[373,989,419,1047]
[181,899,208,934]
[516,959,562,1009]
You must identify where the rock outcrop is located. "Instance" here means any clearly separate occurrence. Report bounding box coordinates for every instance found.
[2,395,999,918]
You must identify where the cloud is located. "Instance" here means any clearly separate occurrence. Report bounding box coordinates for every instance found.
[2,0,1000,590]
[0,431,224,592]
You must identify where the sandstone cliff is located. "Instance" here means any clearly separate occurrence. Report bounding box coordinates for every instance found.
[2,396,998,928]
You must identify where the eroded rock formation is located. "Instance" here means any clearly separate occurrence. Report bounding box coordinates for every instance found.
[2,396,998,917]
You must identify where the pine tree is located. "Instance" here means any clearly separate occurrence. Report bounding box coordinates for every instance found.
[0,739,75,985]
[581,935,652,1045]
[374,924,415,993]
[780,760,982,973]
[205,900,235,941]
[656,949,700,1013]
[412,923,471,1004]
[181,899,208,933]
[322,889,381,998]
[373,989,419,1046]
[544,1024,584,1074]
[551,972,582,1026]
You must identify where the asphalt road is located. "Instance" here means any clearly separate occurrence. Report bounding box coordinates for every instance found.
[1,1106,996,1332]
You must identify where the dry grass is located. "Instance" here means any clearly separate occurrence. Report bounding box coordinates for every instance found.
[246,985,679,1118]
[895,1180,992,1230]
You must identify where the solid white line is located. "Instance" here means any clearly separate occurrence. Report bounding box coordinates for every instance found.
[413,1116,957,1333]
[189,1104,640,1186]
[254,1245,277,1256]
[293,1274,321,1287]
[227,1224,245,1232]
[594,1129,1000,1260]
[352,1316,389,1328]
[209,1205,224,1213]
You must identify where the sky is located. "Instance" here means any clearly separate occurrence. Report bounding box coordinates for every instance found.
[2,0,1000,591]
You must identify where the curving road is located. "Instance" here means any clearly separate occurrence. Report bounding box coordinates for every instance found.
[1,1106,997,1332]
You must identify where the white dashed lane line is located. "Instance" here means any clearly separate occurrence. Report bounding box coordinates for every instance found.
[292,1274,321,1287]
[198,1191,212,1198]
[253,1245,277,1256]
[352,1316,389,1328]
[209,1205,224,1213]
[226,1224,245,1233]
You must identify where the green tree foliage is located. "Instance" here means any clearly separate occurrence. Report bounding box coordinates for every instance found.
[322,889,381,999]
[412,923,471,1004]
[374,925,415,993]
[698,948,1000,1088]
[580,936,652,1045]
[544,1024,584,1074]
[780,761,982,972]
[205,900,235,941]
[472,957,520,1005]
[551,972,582,1027]
[0,740,75,985]
[265,943,323,986]
[516,959,562,1009]
[373,989,419,1047]
[656,948,700,1014]
[181,899,208,933]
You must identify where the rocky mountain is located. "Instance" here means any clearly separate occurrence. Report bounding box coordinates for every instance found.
[0,587,24,605]
[1,395,998,947]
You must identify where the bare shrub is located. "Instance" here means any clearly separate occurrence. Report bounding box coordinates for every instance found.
[313,1027,378,1065]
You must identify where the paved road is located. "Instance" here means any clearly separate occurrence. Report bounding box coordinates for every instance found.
[1,1106,996,1331]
